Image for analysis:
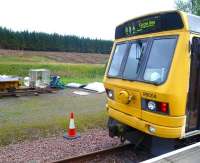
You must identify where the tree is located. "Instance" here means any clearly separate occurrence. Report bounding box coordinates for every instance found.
[0,27,113,54]
[176,0,200,15]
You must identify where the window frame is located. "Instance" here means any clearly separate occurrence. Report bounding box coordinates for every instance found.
[107,41,130,79]
[107,35,178,85]
[121,39,149,81]
[140,35,178,85]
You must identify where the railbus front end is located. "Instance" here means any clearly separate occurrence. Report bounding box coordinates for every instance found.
[104,10,200,155]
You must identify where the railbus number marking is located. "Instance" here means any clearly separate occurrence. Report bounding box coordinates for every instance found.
[142,92,157,99]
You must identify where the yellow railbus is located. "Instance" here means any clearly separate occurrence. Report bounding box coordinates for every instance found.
[104,10,200,154]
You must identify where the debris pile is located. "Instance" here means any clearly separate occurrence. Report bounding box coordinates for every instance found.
[50,76,65,89]
[0,69,106,97]
[66,82,105,96]
[83,82,105,93]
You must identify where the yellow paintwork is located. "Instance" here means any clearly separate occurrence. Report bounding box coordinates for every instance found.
[104,11,193,139]
[108,107,183,138]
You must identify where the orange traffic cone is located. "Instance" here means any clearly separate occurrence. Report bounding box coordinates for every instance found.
[63,112,80,139]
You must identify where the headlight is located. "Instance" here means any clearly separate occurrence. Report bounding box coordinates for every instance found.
[147,101,156,111]
[149,126,156,133]
[108,91,113,98]
[106,89,114,100]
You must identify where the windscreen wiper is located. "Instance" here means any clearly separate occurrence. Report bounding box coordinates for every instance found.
[136,42,145,73]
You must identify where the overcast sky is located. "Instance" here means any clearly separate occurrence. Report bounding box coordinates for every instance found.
[0,0,176,40]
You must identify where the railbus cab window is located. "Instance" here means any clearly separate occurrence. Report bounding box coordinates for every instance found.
[143,38,177,84]
[107,36,177,85]
[123,41,147,80]
[108,43,128,77]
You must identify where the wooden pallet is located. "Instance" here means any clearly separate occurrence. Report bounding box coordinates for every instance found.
[0,87,57,97]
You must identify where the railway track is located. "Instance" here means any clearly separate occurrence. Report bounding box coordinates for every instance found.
[0,87,56,97]
[52,135,200,163]
[53,143,152,163]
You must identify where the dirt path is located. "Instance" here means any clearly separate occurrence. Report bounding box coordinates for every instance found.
[0,49,109,64]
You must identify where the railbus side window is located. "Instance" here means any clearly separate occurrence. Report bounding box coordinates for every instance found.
[108,43,128,77]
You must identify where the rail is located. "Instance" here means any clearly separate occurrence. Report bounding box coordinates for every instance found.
[53,143,134,163]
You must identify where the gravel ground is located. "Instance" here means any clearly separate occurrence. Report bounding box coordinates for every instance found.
[0,129,121,163]
[86,149,150,163]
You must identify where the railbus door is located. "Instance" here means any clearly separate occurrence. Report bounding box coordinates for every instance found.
[186,37,200,132]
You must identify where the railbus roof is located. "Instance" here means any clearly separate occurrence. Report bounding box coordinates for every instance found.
[115,10,200,39]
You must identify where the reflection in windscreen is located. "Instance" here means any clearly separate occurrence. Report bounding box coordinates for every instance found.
[123,41,147,80]
[143,38,176,83]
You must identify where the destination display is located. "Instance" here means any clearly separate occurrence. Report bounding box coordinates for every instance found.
[115,12,184,39]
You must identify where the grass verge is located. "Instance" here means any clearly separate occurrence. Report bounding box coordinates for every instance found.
[0,63,105,84]
[0,89,107,146]
[0,111,107,146]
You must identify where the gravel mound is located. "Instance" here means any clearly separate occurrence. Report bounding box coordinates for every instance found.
[0,129,121,163]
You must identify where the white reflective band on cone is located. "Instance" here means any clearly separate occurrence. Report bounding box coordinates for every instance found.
[69,119,75,129]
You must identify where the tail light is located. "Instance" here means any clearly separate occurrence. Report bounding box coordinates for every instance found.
[160,102,168,113]
[142,99,169,115]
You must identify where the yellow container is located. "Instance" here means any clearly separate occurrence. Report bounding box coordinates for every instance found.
[0,81,20,91]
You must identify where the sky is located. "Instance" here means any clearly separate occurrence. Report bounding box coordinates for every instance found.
[0,0,176,40]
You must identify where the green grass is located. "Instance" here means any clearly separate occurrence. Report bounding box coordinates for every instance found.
[0,63,105,84]
[0,54,106,84]
[0,110,107,146]
[0,54,108,146]
[0,87,107,146]
[61,77,103,84]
